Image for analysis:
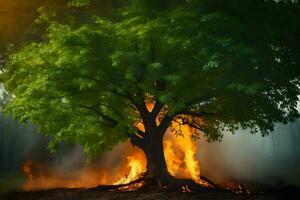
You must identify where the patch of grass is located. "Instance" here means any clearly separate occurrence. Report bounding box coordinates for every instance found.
[0,171,26,193]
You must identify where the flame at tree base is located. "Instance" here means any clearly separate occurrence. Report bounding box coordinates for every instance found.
[21,126,218,191]
[113,156,145,185]
[21,145,147,191]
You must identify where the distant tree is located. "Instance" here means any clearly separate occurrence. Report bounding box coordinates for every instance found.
[0,114,4,170]
[1,0,299,186]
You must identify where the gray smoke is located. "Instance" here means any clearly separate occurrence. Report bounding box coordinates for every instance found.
[1,110,300,187]
[197,119,300,187]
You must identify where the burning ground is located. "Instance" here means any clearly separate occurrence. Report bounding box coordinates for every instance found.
[2,187,300,200]
[20,126,213,191]
[1,115,300,199]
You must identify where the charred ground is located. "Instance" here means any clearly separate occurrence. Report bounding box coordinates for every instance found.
[1,184,300,200]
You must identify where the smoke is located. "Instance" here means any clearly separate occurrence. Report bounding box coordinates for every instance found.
[197,119,300,187]
[1,110,300,188]
[0,114,45,170]
[20,141,146,190]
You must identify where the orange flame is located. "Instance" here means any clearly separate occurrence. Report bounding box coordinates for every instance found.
[164,122,201,184]
[21,144,146,191]
[21,102,207,190]
[114,155,145,185]
[22,130,204,191]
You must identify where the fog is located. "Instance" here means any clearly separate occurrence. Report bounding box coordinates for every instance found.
[0,112,300,187]
[198,120,300,187]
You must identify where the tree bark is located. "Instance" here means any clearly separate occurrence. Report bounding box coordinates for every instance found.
[131,129,216,189]
[129,101,174,187]
[142,131,173,186]
[129,100,215,189]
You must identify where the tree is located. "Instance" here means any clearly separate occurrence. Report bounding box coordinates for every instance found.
[1,0,299,187]
[0,113,4,170]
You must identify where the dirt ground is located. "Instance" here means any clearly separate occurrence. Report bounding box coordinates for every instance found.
[1,187,299,200]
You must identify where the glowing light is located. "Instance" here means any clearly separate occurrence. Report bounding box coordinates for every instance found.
[22,103,209,190]
[114,156,145,185]
[21,144,146,191]
[164,122,201,184]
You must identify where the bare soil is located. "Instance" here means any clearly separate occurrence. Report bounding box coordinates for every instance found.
[1,186,299,200]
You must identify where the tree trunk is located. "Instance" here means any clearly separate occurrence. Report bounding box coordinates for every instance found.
[129,101,215,189]
[129,121,174,186]
[132,129,214,189]
[142,132,173,186]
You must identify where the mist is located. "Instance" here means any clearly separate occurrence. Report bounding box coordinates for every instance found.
[0,113,43,170]
[197,119,300,187]
[1,111,300,188]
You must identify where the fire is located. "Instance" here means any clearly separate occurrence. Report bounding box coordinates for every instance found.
[22,128,205,191]
[21,143,147,191]
[114,155,145,185]
[164,122,202,184]
[21,101,208,191]
[22,160,33,184]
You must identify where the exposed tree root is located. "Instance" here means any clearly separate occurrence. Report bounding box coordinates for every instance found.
[88,177,147,191]
[89,174,221,193]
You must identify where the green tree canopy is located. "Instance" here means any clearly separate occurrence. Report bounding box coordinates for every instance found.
[1,0,299,159]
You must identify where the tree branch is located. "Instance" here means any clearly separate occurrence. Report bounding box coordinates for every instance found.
[185,96,214,109]
[53,67,138,110]
[83,112,116,128]
[97,103,124,120]
[173,117,204,132]
[176,110,216,117]
[158,113,172,136]
[128,132,144,149]
[78,104,118,127]
[137,129,147,139]
[151,100,164,119]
